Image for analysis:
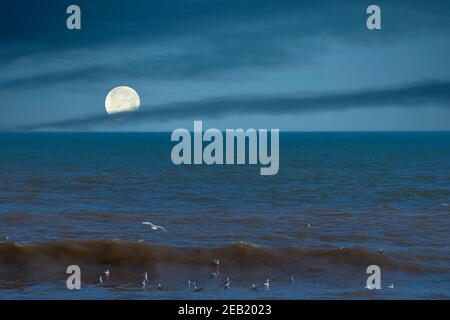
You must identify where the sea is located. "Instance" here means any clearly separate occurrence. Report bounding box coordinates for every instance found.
[0,132,449,299]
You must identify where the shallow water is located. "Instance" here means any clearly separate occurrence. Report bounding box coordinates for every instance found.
[0,132,449,299]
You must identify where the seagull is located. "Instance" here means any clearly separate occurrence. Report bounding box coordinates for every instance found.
[338,246,345,251]
[224,277,231,289]
[213,259,220,276]
[307,223,311,228]
[378,248,384,254]
[142,221,167,232]
[209,271,219,278]
[144,272,149,282]
[99,275,103,284]
[251,283,258,290]
[158,283,163,291]
[104,269,110,278]
[441,203,449,207]
[290,276,295,283]
[194,285,203,292]
[263,278,270,289]
[387,283,394,289]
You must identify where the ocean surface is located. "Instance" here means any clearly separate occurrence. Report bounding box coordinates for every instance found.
[0,132,449,299]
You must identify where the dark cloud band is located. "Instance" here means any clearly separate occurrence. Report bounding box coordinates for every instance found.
[13,80,450,131]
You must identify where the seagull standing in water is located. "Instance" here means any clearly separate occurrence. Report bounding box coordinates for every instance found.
[142,221,167,232]
[194,285,203,292]
[142,272,149,289]
[99,275,103,284]
[263,278,270,289]
[104,269,110,278]
[214,258,220,275]
[378,248,384,254]
[387,283,394,289]
[290,276,295,283]
[251,283,258,290]
[224,277,231,289]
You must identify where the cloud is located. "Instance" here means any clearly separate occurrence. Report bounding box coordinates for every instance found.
[13,80,450,131]
[0,39,295,89]
[2,0,450,90]
[3,0,450,56]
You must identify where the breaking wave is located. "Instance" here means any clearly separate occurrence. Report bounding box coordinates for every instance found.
[0,240,431,273]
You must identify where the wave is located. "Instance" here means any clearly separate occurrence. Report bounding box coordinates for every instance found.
[0,240,430,273]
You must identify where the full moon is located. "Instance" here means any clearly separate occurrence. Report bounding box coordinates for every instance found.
[105,86,140,115]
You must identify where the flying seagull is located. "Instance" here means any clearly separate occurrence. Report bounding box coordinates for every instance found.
[142,221,167,232]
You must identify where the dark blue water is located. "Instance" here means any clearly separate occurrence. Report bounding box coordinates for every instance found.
[0,132,449,299]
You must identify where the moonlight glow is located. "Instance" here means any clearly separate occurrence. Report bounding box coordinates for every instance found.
[105,86,140,115]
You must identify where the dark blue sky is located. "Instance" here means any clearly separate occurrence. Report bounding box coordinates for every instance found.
[1,0,450,131]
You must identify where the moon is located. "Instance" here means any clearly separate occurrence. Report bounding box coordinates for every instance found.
[105,86,140,115]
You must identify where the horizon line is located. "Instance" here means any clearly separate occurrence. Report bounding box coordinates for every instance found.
[1,130,450,134]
